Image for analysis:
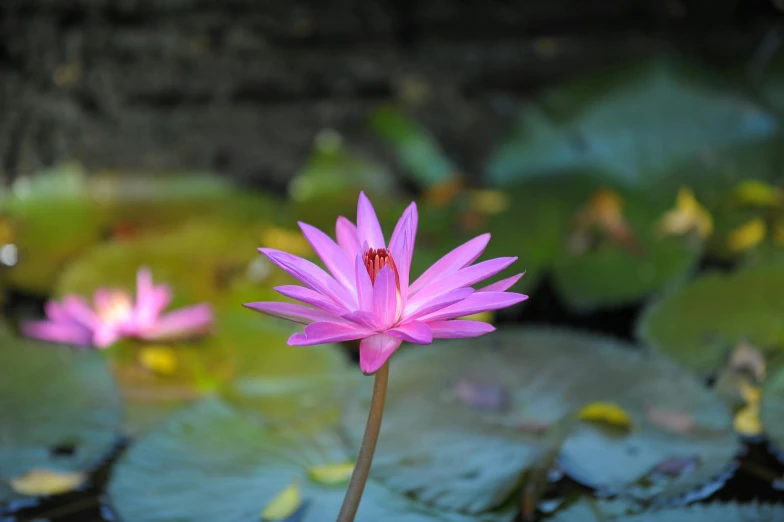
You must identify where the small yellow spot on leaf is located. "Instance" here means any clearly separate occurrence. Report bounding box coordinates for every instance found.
[578,401,632,429]
[467,189,510,215]
[732,180,784,207]
[138,345,178,376]
[644,405,696,434]
[261,481,301,520]
[261,227,312,257]
[734,380,763,436]
[656,187,713,239]
[727,218,766,253]
[10,469,86,496]
[308,462,355,485]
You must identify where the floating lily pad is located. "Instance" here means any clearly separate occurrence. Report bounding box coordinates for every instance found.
[550,500,784,521]
[637,264,784,378]
[108,398,513,522]
[486,57,780,200]
[0,326,122,504]
[551,186,702,311]
[343,328,738,514]
[369,104,459,188]
[760,366,784,460]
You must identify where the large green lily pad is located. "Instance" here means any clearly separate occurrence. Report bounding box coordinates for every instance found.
[637,264,784,378]
[550,500,784,522]
[342,328,738,515]
[108,398,513,522]
[485,57,780,200]
[0,326,122,504]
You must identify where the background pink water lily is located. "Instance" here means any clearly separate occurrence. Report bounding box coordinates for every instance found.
[246,192,528,374]
[22,267,214,348]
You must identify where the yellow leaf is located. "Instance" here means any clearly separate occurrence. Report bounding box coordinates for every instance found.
[458,311,495,323]
[261,481,301,520]
[571,189,642,255]
[467,189,510,215]
[423,179,463,208]
[727,218,766,253]
[578,401,632,429]
[308,462,355,485]
[734,404,763,436]
[261,227,312,257]
[10,468,86,496]
[732,180,784,207]
[138,345,178,376]
[656,187,713,239]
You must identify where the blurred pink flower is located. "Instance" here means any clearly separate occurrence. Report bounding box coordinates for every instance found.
[245,192,528,374]
[22,267,214,348]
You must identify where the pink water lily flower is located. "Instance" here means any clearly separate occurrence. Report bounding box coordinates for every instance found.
[245,192,528,374]
[22,267,214,348]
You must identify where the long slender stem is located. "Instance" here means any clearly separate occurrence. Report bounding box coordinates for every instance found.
[336,360,390,522]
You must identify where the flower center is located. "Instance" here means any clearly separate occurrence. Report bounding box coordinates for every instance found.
[98,291,134,325]
[363,248,400,288]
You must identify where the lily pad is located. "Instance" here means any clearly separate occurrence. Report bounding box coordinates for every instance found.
[108,397,513,522]
[369,104,459,188]
[550,500,784,521]
[637,264,784,378]
[342,328,738,514]
[760,366,784,460]
[486,57,780,200]
[0,326,122,504]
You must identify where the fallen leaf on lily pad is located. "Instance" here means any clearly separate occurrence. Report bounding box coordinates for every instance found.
[108,398,512,522]
[638,264,784,377]
[732,179,784,207]
[568,188,641,256]
[0,325,122,504]
[578,402,632,430]
[656,187,713,239]
[726,218,766,253]
[260,481,301,520]
[9,468,86,497]
[308,462,355,485]
[342,328,738,513]
[138,345,179,376]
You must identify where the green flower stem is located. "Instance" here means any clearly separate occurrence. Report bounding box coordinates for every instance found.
[336,360,390,522]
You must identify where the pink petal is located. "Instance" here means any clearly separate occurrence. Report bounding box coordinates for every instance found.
[61,295,101,329]
[478,273,524,293]
[342,310,383,330]
[427,320,495,339]
[409,233,491,295]
[140,303,214,341]
[372,266,398,328]
[403,287,474,321]
[93,325,123,348]
[298,222,355,290]
[336,216,361,259]
[259,248,356,309]
[356,191,385,249]
[421,292,529,322]
[355,254,374,312]
[359,333,403,374]
[44,300,77,324]
[388,202,418,295]
[407,257,517,310]
[288,321,372,346]
[21,320,93,347]
[244,302,339,325]
[274,285,346,316]
[388,320,432,344]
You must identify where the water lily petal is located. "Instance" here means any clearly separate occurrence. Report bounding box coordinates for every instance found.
[355,254,374,312]
[93,325,123,348]
[359,333,403,374]
[409,233,491,295]
[336,216,361,259]
[427,320,495,338]
[403,287,474,321]
[388,320,432,344]
[20,320,93,347]
[274,285,346,316]
[288,321,372,346]
[298,222,355,290]
[244,302,339,325]
[372,266,398,328]
[141,304,214,341]
[259,248,356,309]
[44,300,77,324]
[61,295,101,329]
[389,202,418,295]
[356,191,385,249]
[342,310,383,330]
[478,273,524,293]
[421,292,528,322]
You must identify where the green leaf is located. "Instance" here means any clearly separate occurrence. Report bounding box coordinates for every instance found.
[342,328,738,514]
[637,264,784,378]
[486,57,780,199]
[760,366,784,459]
[108,398,513,522]
[550,500,784,521]
[0,326,122,504]
[369,104,459,188]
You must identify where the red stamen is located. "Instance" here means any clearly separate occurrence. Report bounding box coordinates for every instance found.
[363,248,400,288]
